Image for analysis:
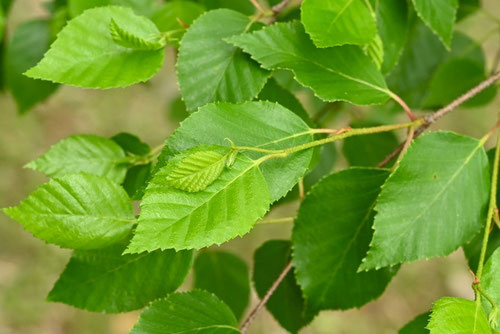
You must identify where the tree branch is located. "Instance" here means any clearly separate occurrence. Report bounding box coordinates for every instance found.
[378,72,500,168]
[240,261,293,333]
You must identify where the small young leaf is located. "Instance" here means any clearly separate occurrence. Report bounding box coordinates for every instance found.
[126,148,270,252]
[301,0,377,48]
[228,21,390,106]
[399,312,430,333]
[177,9,269,111]
[427,297,491,333]
[48,242,193,313]
[293,168,397,311]
[411,0,458,48]
[109,18,165,50]
[360,131,490,270]
[166,147,229,192]
[26,134,128,183]
[254,240,315,333]
[5,19,58,114]
[25,6,164,89]
[131,290,240,334]
[3,173,135,250]
[194,251,250,320]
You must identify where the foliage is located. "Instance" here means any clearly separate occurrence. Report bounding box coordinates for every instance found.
[2,0,500,333]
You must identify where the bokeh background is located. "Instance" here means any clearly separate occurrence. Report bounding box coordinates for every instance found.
[1,0,500,333]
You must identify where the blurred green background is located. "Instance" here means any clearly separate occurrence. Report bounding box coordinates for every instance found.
[1,0,500,333]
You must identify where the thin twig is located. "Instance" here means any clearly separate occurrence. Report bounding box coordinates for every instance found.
[240,262,293,333]
[256,217,294,224]
[269,0,291,24]
[249,0,266,14]
[298,179,305,201]
[378,72,500,168]
[390,92,418,121]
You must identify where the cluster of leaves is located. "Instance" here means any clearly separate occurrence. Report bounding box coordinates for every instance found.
[2,0,500,333]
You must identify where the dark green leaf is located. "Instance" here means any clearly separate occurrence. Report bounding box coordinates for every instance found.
[481,248,500,329]
[194,251,250,320]
[399,313,430,333]
[123,164,152,199]
[111,132,151,156]
[457,0,479,21]
[195,0,254,15]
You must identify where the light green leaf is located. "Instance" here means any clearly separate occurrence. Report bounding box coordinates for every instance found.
[293,168,397,311]
[131,290,240,334]
[167,101,314,202]
[254,240,315,333]
[360,131,490,270]
[151,1,205,47]
[177,9,269,111]
[428,297,491,333]
[68,0,158,18]
[481,248,500,329]
[25,6,164,89]
[26,134,128,183]
[370,0,409,74]
[228,21,390,106]
[126,147,270,252]
[166,146,229,192]
[194,251,250,320]
[3,173,135,250]
[109,18,165,51]
[48,242,193,313]
[411,0,458,48]
[5,19,59,114]
[399,313,430,333]
[301,0,377,48]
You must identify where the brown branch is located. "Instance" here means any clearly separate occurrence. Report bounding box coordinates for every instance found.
[240,262,293,333]
[249,0,266,13]
[378,72,500,168]
[269,0,291,24]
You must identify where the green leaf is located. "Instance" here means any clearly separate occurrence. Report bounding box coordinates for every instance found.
[151,1,205,47]
[195,0,254,15]
[481,248,500,329]
[399,313,430,333]
[194,251,250,320]
[177,9,269,111]
[48,242,193,313]
[303,142,337,190]
[131,290,240,334]
[3,173,135,250]
[109,18,165,51]
[254,240,315,333]
[423,58,497,108]
[464,228,500,273]
[166,101,314,202]
[123,164,152,199]
[26,134,128,183]
[411,0,458,48]
[228,21,390,106]
[67,0,107,17]
[457,0,479,21]
[126,147,270,252]
[293,168,397,311]
[5,19,59,114]
[342,121,399,167]
[370,0,410,74]
[111,132,151,156]
[25,6,164,89]
[68,0,158,17]
[166,146,229,192]
[360,131,490,270]
[300,0,377,48]
[428,297,491,333]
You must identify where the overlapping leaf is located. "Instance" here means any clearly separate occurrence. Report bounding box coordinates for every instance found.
[428,297,491,333]
[360,132,490,270]
[228,21,391,106]
[26,134,128,183]
[411,0,458,48]
[131,290,240,334]
[3,173,135,250]
[293,168,397,311]
[25,6,164,88]
[399,313,430,333]
[194,251,250,320]
[48,242,193,313]
[177,9,269,111]
[301,0,377,48]
[480,248,500,329]
[195,0,254,15]
[68,0,158,17]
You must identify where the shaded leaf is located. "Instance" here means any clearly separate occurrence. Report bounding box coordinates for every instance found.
[428,297,491,333]
[457,0,479,21]
[360,132,490,270]
[25,6,164,89]
[111,132,151,156]
[254,240,315,333]
[481,248,500,329]
[177,9,269,111]
[131,290,240,334]
[399,313,430,333]
[301,0,377,48]
[26,134,128,184]
[3,173,135,250]
[411,0,458,48]
[48,242,193,313]
[293,168,397,311]
[194,251,250,320]
[123,164,152,199]
[228,21,390,106]
[195,0,254,15]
